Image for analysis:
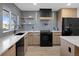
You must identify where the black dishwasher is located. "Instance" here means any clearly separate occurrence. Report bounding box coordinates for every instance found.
[16,37,24,56]
[40,30,52,47]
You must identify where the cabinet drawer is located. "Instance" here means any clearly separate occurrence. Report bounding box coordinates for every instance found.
[28,32,33,36]
[53,32,61,35]
[32,32,40,36]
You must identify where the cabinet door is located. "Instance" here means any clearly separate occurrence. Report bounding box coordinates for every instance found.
[66,41,75,56]
[9,44,16,56]
[2,44,16,56]
[62,8,77,17]
[28,32,33,45]
[61,39,67,56]
[28,32,40,46]
[53,32,61,45]
[33,35,40,45]
[28,35,33,45]
[53,35,60,45]
[1,50,10,56]
[61,39,75,56]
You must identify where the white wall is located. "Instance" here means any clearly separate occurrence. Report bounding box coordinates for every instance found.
[0,4,3,33]
[77,8,79,17]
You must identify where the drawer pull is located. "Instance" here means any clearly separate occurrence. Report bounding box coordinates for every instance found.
[68,47,71,53]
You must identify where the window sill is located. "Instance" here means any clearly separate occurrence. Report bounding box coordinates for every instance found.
[3,30,14,33]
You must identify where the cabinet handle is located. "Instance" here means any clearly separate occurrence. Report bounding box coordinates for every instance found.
[68,47,71,53]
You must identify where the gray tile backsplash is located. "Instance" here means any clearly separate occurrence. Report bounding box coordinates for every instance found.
[21,11,57,31]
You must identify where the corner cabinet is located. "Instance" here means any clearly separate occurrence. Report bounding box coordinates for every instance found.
[61,39,79,56]
[1,44,16,56]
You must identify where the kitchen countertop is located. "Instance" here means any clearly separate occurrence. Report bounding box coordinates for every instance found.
[20,30,61,32]
[60,36,79,47]
[0,30,61,55]
[0,31,28,55]
[52,31,61,32]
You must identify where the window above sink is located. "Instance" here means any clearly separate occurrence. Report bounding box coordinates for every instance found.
[3,9,20,33]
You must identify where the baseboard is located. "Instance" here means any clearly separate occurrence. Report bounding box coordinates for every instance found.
[53,44,60,46]
[28,44,40,46]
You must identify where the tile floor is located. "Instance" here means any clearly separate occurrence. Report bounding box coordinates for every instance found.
[25,46,60,56]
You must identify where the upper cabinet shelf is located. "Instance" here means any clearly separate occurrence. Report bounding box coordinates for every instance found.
[21,17,34,19]
[40,17,52,20]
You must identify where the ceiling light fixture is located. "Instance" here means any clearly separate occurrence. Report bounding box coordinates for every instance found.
[67,3,71,6]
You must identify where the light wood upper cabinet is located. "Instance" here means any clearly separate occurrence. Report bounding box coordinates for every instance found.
[61,8,77,17]
[57,8,77,31]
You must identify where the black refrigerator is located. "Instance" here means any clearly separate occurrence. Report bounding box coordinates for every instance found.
[62,18,79,36]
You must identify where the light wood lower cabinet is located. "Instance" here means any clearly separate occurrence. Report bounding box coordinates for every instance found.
[61,39,79,56]
[32,35,40,45]
[28,32,40,46]
[28,35,33,45]
[53,32,61,45]
[1,44,16,56]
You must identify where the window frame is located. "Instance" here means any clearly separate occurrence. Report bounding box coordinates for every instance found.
[3,9,10,33]
[3,9,19,33]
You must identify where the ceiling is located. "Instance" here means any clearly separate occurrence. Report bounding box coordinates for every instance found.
[15,3,79,11]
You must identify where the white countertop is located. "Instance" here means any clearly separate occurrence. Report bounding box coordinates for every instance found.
[20,30,61,32]
[60,36,79,47]
[52,31,61,32]
[0,31,28,55]
[0,30,61,55]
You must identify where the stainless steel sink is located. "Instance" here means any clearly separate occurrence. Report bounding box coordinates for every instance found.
[16,33,24,35]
